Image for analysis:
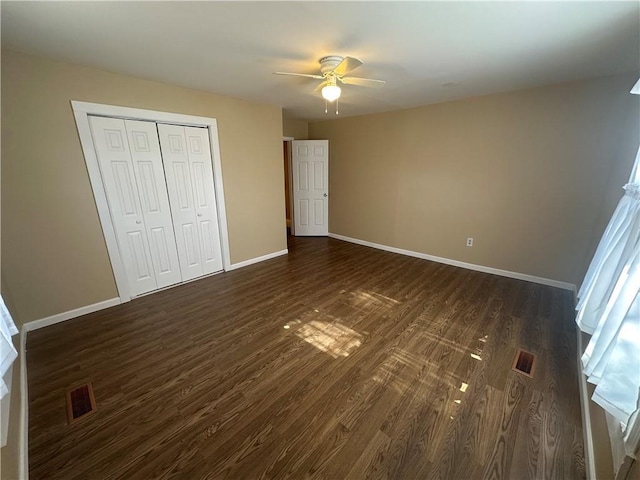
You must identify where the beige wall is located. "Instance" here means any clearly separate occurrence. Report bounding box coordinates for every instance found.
[283,116,308,140]
[310,74,639,286]
[1,50,286,325]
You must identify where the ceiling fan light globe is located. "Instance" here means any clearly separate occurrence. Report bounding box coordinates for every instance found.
[321,85,341,102]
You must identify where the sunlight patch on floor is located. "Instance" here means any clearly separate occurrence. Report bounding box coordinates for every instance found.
[348,289,400,312]
[369,331,491,402]
[371,348,460,395]
[295,320,363,358]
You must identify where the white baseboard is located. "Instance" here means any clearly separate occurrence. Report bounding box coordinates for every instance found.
[22,249,289,332]
[22,249,290,332]
[226,249,288,271]
[22,297,121,333]
[19,328,28,480]
[329,233,577,292]
[12,247,282,478]
[577,330,597,480]
[1,364,13,448]
[16,298,123,479]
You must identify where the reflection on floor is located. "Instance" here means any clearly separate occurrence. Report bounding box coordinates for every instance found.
[27,236,585,479]
[294,318,363,358]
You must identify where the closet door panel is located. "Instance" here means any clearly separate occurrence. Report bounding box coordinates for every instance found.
[124,120,182,289]
[128,232,154,280]
[89,116,157,296]
[181,223,200,267]
[185,127,223,274]
[157,124,204,281]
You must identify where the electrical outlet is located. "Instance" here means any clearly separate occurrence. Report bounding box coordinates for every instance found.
[466,237,474,247]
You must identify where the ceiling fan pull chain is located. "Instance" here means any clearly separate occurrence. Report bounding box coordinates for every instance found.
[336,98,339,115]
[325,98,328,114]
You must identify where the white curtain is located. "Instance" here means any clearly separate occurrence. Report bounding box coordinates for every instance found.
[576,182,640,334]
[0,296,18,399]
[576,146,640,427]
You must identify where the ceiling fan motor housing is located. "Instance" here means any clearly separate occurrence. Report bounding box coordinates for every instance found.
[319,56,344,75]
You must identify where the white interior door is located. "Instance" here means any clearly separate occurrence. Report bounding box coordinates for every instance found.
[157,123,204,281]
[292,140,329,236]
[184,127,223,274]
[124,120,182,289]
[89,116,157,296]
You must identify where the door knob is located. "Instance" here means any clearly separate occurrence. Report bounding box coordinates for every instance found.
[136,220,142,224]
[197,213,203,217]
[323,193,328,197]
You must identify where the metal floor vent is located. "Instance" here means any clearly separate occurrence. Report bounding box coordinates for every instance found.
[66,383,97,423]
[512,349,536,377]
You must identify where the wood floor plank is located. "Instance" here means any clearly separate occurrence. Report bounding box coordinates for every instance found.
[482,373,529,480]
[27,236,585,479]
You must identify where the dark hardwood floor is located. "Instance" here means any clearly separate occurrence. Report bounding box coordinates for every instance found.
[27,237,585,479]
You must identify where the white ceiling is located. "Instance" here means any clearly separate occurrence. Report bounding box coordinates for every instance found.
[2,1,639,121]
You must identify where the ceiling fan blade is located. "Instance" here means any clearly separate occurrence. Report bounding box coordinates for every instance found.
[313,80,329,93]
[274,72,325,79]
[339,77,386,88]
[332,56,363,76]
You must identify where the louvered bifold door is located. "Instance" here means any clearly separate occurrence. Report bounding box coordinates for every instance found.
[89,116,158,296]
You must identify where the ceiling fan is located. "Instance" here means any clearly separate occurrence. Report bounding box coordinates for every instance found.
[275,56,385,113]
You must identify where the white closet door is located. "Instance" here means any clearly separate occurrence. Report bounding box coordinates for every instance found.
[184,127,223,274]
[89,116,157,296]
[157,123,204,281]
[124,120,182,289]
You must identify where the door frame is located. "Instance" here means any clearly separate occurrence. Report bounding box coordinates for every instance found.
[283,137,295,235]
[71,100,231,302]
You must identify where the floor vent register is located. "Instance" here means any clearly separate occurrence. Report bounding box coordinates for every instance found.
[66,383,97,423]
[512,348,536,377]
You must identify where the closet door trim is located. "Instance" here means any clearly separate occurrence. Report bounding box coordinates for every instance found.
[72,101,231,303]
